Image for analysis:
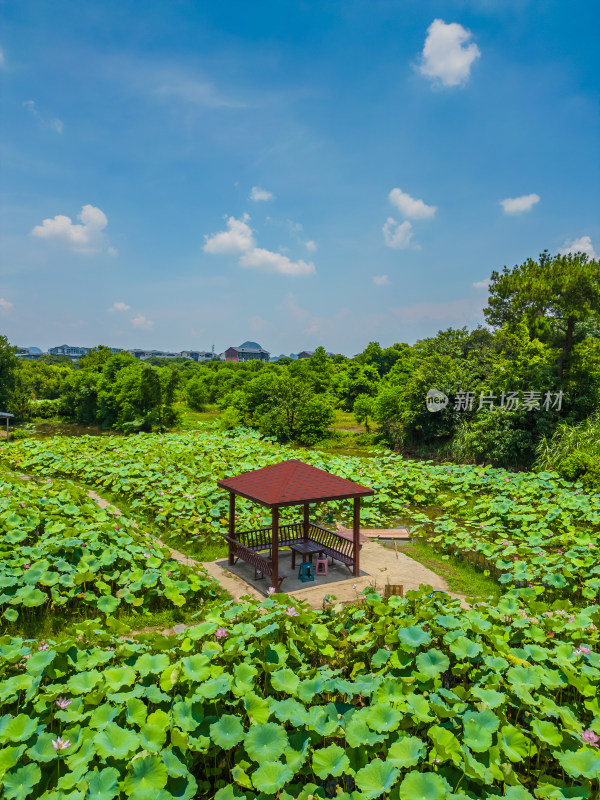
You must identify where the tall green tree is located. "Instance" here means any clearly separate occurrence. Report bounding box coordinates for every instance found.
[484,250,600,378]
[0,336,19,412]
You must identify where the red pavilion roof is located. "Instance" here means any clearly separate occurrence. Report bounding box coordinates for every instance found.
[217,459,374,508]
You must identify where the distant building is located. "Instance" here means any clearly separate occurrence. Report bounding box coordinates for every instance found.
[128,349,188,360]
[16,347,44,359]
[180,350,215,362]
[224,341,270,363]
[48,344,89,360]
[296,350,335,359]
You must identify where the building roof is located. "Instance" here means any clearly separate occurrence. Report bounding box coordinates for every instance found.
[217,458,374,508]
[238,340,263,349]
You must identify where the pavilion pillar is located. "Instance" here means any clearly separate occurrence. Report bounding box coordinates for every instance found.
[272,506,279,590]
[228,492,235,565]
[353,497,361,577]
[303,502,310,541]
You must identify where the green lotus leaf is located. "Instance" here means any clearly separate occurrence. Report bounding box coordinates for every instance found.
[26,732,60,762]
[449,636,483,660]
[312,743,350,778]
[25,649,56,676]
[500,725,531,762]
[558,749,600,779]
[97,595,120,613]
[462,709,500,733]
[19,587,47,607]
[428,725,462,763]
[164,772,198,800]
[214,785,246,800]
[140,724,167,752]
[416,649,450,678]
[270,697,309,726]
[530,719,563,747]
[122,755,168,800]
[104,665,136,691]
[95,723,139,759]
[244,722,288,762]
[397,626,431,650]
[406,694,434,722]
[162,749,188,778]
[355,759,399,799]
[180,654,211,682]
[86,767,120,800]
[270,668,300,694]
[470,687,504,708]
[345,715,385,748]
[127,697,148,726]
[387,735,426,768]
[135,653,170,676]
[4,608,19,622]
[398,771,446,800]
[463,721,492,753]
[67,669,103,695]
[0,744,26,775]
[502,787,536,800]
[209,715,245,749]
[3,762,41,800]
[366,704,402,732]
[251,761,293,793]
[0,714,37,744]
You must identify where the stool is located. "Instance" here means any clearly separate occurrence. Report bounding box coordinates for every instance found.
[315,557,328,576]
[298,561,314,583]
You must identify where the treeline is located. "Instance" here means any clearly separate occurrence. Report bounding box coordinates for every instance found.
[2,250,600,482]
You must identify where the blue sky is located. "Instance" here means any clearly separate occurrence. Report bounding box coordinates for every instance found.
[1,0,599,356]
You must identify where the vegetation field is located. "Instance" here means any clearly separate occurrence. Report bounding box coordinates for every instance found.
[1,428,600,799]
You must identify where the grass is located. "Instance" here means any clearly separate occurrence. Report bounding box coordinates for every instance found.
[174,402,222,430]
[392,539,503,602]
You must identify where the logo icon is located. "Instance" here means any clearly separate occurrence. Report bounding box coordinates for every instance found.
[426,389,448,413]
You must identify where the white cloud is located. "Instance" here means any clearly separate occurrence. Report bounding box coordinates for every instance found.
[500,193,540,215]
[154,79,245,109]
[0,50,5,67]
[107,246,118,257]
[203,214,255,254]
[373,275,390,286]
[131,314,154,329]
[389,188,437,219]
[473,278,490,289]
[23,100,63,134]
[305,240,317,253]
[239,247,315,276]
[0,297,12,311]
[109,302,131,312]
[383,218,414,250]
[250,186,275,202]
[560,235,597,259]
[31,204,109,253]
[418,19,481,88]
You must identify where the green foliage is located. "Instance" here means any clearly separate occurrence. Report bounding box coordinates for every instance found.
[0,473,218,630]
[536,412,600,490]
[1,590,600,798]
[353,394,374,432]
[185,377,208,411]
[0,335,19,411]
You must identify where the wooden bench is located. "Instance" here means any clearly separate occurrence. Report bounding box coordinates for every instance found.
[224,535,287,589]
[228,523,358,574]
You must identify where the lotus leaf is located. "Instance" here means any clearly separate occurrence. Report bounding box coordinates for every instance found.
[251,761,294,793]
[244,722,288,762]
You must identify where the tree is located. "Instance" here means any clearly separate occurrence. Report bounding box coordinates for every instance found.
[185,376,208,411]
[485,250,600,379]
[0,336,19,411]
[353,394,374,432]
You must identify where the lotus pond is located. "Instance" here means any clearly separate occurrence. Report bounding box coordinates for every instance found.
[2,428,600,799]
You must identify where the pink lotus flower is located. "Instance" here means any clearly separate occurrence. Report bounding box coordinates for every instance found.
[215,628,228,639]
[576,645,592,655]
[513,556,519,561]
[502,541,509,546]
[581,729,599,747]
[285,607,300,617]
[38,641,48,651]
[267,587,276,595]
[23,563,30,570]
[55,696,71,709]
[52,736,71,751]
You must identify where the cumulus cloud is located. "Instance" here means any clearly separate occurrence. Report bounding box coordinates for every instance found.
[305,240,317,253]
[131,314,154,329]
[109,302,131,312]
[418,19,481,88]
[250,186,275,202]
[31,204,109,253]
[473,278,490,289]
[239,247,315,276]
[383,218,414,250]
[23,100,63,134]
[500,193,540,215]
[204,213,315,276]
[560,235,597,259]
[0,297,12,311]
[373,275,390,286]
[389,188,437,220]
[203,214,255,254]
